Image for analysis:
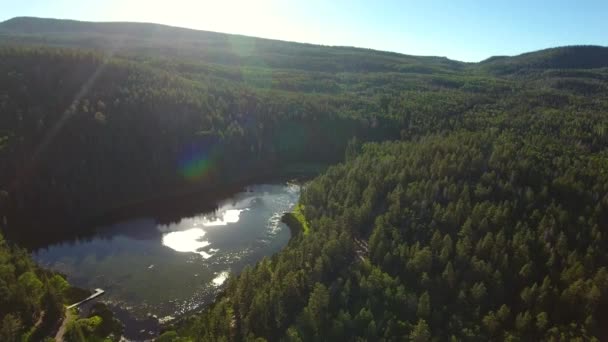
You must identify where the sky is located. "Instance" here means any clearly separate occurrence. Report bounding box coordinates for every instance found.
[1,0,607,62]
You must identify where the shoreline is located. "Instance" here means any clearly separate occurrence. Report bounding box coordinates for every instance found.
[13,163,325,249]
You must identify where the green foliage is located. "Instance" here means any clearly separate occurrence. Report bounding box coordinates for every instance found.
[0,314,21,342]
[1,16,608,342]
[479,46,608,75]
[157,331,193,342]
[174,130,608,340]
[0,231,67,339]
[292,204,310,235]
[0,44,398,239]
[88,303,123,340]
[410,319,431,342]
[65,316,103,342]
[3,19,608,248]
[0,231,117,341]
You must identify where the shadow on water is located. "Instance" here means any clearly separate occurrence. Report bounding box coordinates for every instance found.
[16,182,248,250]
[31,181,304,341]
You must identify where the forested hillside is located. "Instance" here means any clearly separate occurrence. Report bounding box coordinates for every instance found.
[0,231,123,341]
[168,84,608,340]
[1,230,83,341]
[1,17,608,341]
[0,46,385,238]
[172,131,608,341]
[0,17,505,240]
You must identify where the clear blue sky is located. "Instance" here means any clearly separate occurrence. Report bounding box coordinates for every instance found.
[1,0,607,62]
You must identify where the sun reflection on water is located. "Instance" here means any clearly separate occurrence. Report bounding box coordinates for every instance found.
[160,209,248,258]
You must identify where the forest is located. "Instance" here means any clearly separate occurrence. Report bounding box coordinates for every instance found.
[0,230,123,341]
[1,17,608,341]
[172,132,608,341]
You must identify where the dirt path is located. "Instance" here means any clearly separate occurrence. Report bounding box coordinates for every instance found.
[32,311,45,331]
[54,308,73,342]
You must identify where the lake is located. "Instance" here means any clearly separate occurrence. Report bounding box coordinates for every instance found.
[34,183,300,339]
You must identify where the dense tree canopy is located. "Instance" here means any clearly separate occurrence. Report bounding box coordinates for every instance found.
[1,17,608,341]
[0,231,68,340]
[0,231,122,341]
[168,131,608,341]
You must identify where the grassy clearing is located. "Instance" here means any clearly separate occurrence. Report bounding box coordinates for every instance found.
[292,204,310,235]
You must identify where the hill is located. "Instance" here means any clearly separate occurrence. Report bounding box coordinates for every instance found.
[173,132,608,341]
[0,17,608,341]
[0,17,504,239]
[479,45,608,75]
[0,17,462,74]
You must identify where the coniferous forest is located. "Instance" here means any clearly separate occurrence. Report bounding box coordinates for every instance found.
[1,17,608,341]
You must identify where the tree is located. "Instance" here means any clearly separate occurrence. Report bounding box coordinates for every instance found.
[482,311,500,335]
[303,283,330,337]
[417,292,431,319]
[49,274,69,296]
[442,262,456,288]
[471,282,487,303]
[410,248,432,273]
[17,271,44,320]
[515,311,532,333]
[42,287,64,325]
[0,314,22,342]
[439,235,453,264]
[285,327,303,342]
[536,312,549,332]
[65,316,103,342]
[409,319,431,342]
[496,305,510,323]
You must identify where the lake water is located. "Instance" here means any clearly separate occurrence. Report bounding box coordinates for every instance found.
[34,183,300,339]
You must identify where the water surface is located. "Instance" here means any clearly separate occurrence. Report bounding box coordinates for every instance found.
[34,183,300,331]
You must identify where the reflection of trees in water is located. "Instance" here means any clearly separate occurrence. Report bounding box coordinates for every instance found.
[20,184,244,249]
[32,184,299,341]
[99,218,160,241]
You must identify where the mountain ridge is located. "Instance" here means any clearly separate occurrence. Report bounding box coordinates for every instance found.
[0,16,457,64]
[3,16,608,69]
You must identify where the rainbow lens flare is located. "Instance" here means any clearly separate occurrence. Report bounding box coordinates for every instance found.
[178,144,218,181]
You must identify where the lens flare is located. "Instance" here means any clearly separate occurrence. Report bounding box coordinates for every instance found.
[178,143,218,181]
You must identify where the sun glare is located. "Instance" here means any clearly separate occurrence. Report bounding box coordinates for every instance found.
[119,0,279,35]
